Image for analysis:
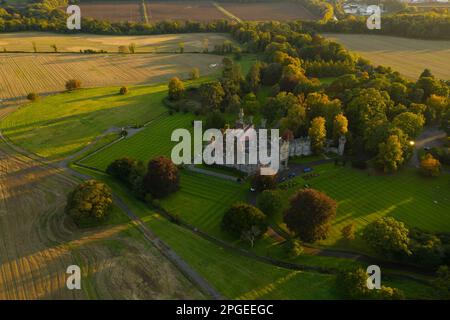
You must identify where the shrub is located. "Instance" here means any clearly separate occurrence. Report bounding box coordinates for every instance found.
[65,79,81,91]
[119,86,129,95]
[65,180,113,226]
[285,239,304,258]
[27,92,39,101]
[251,171,278,192]
[284,188,337,243]
[106,157,145,186]
[168,77,185,101]
[420,153,441,177]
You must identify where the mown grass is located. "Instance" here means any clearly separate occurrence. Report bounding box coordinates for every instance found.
[80,113,195,170]
[278,163,450,252]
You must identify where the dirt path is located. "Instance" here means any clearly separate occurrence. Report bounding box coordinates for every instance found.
[410,126,447,167]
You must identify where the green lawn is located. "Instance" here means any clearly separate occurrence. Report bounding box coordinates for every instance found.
[278,164,450,252]
[0,84,169,160]
[160,170,248,236]
[80,113,195,170]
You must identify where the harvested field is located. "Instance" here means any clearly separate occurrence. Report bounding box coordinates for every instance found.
[146,1,228,21]
[220,2,316,21]
[324,33,450,80]
[0,32,232,53]
[80,1,144,22]
[0,52,223,100]
[0,136,203,299]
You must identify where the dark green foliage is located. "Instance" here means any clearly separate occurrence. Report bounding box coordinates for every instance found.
[27,92,39,101]
[251,171,277,192]
[205,110,226,129]
[221,202,267,238]
[65,180,113,227]
[256,190,283,217]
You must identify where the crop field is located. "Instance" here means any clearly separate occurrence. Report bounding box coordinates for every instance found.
[324,33,450,80]
[80,1,144,22]
[220,2,316,21]
[0,139,203,299]
[0,52,223,100]
[146,1,229,21]
[0,32,232,53]
[0,85,170,160]
[278,164,450,252]
[79,113,195,168]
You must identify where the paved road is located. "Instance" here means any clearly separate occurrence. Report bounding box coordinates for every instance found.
[410,127,447,167]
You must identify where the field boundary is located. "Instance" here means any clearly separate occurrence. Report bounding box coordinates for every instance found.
[212,2,243,23]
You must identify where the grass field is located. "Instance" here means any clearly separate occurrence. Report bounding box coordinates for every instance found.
[0,84,170,159]
[324,33,450,80]
[0,32,232,53]
[278,163,450,252]
[79,112,195,168]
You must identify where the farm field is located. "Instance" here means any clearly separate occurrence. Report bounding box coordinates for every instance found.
[220,1,316,21]
[324,33,450,80]
[0,32,232,53]
[0,52,222,100]
[0,138,203,300]
[278,164,450,252]
[79,113,195,168]
[146,1,228,21]
[80,1,144,22]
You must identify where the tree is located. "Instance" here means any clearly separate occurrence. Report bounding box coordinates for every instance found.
[119,86,129,95]
[419,68,433,78]
[168,77,184,101]
[190,67,200,80]
[65,180,113,226]
[65,79,81,91]
[257,190,283,217]
[376,135,404,173]
[341,223,355,241]
[128,42,136,54]
[199,82,225,110]
[251,171,277,192]
[425,94,448,124]
[363,217,411,258]
[27,92,39,101]
[205,110,225,130]
[50,44,57,53]
[392,112,425,138]
[420,153,441,177]
[179,42,184,53]
[246,61,262,92]
[336,268,371,299]
[221,203,267,239]
[242,93,260,116]
[241,226,263,248]
[333,113,348,140]
[309,116,327,155]
[107,157,145,186]
[261,62,282,86]
[143,156,180,198]
[284,189,337,242]
[376,286,405,300]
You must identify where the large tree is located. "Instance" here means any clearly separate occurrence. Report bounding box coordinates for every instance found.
[221,203,267,238]
[251,171,277,192]
[363,217,411,258]
[257,190,283,217]
[65,180,113,226]
[392,112,425,139]
[199,82,225,110]
[420,153,441,177]
[376,134,404,173]
[143,156,180,198]
[168,77,184,101]
[308,116,327,155]
[283,189,337,242]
